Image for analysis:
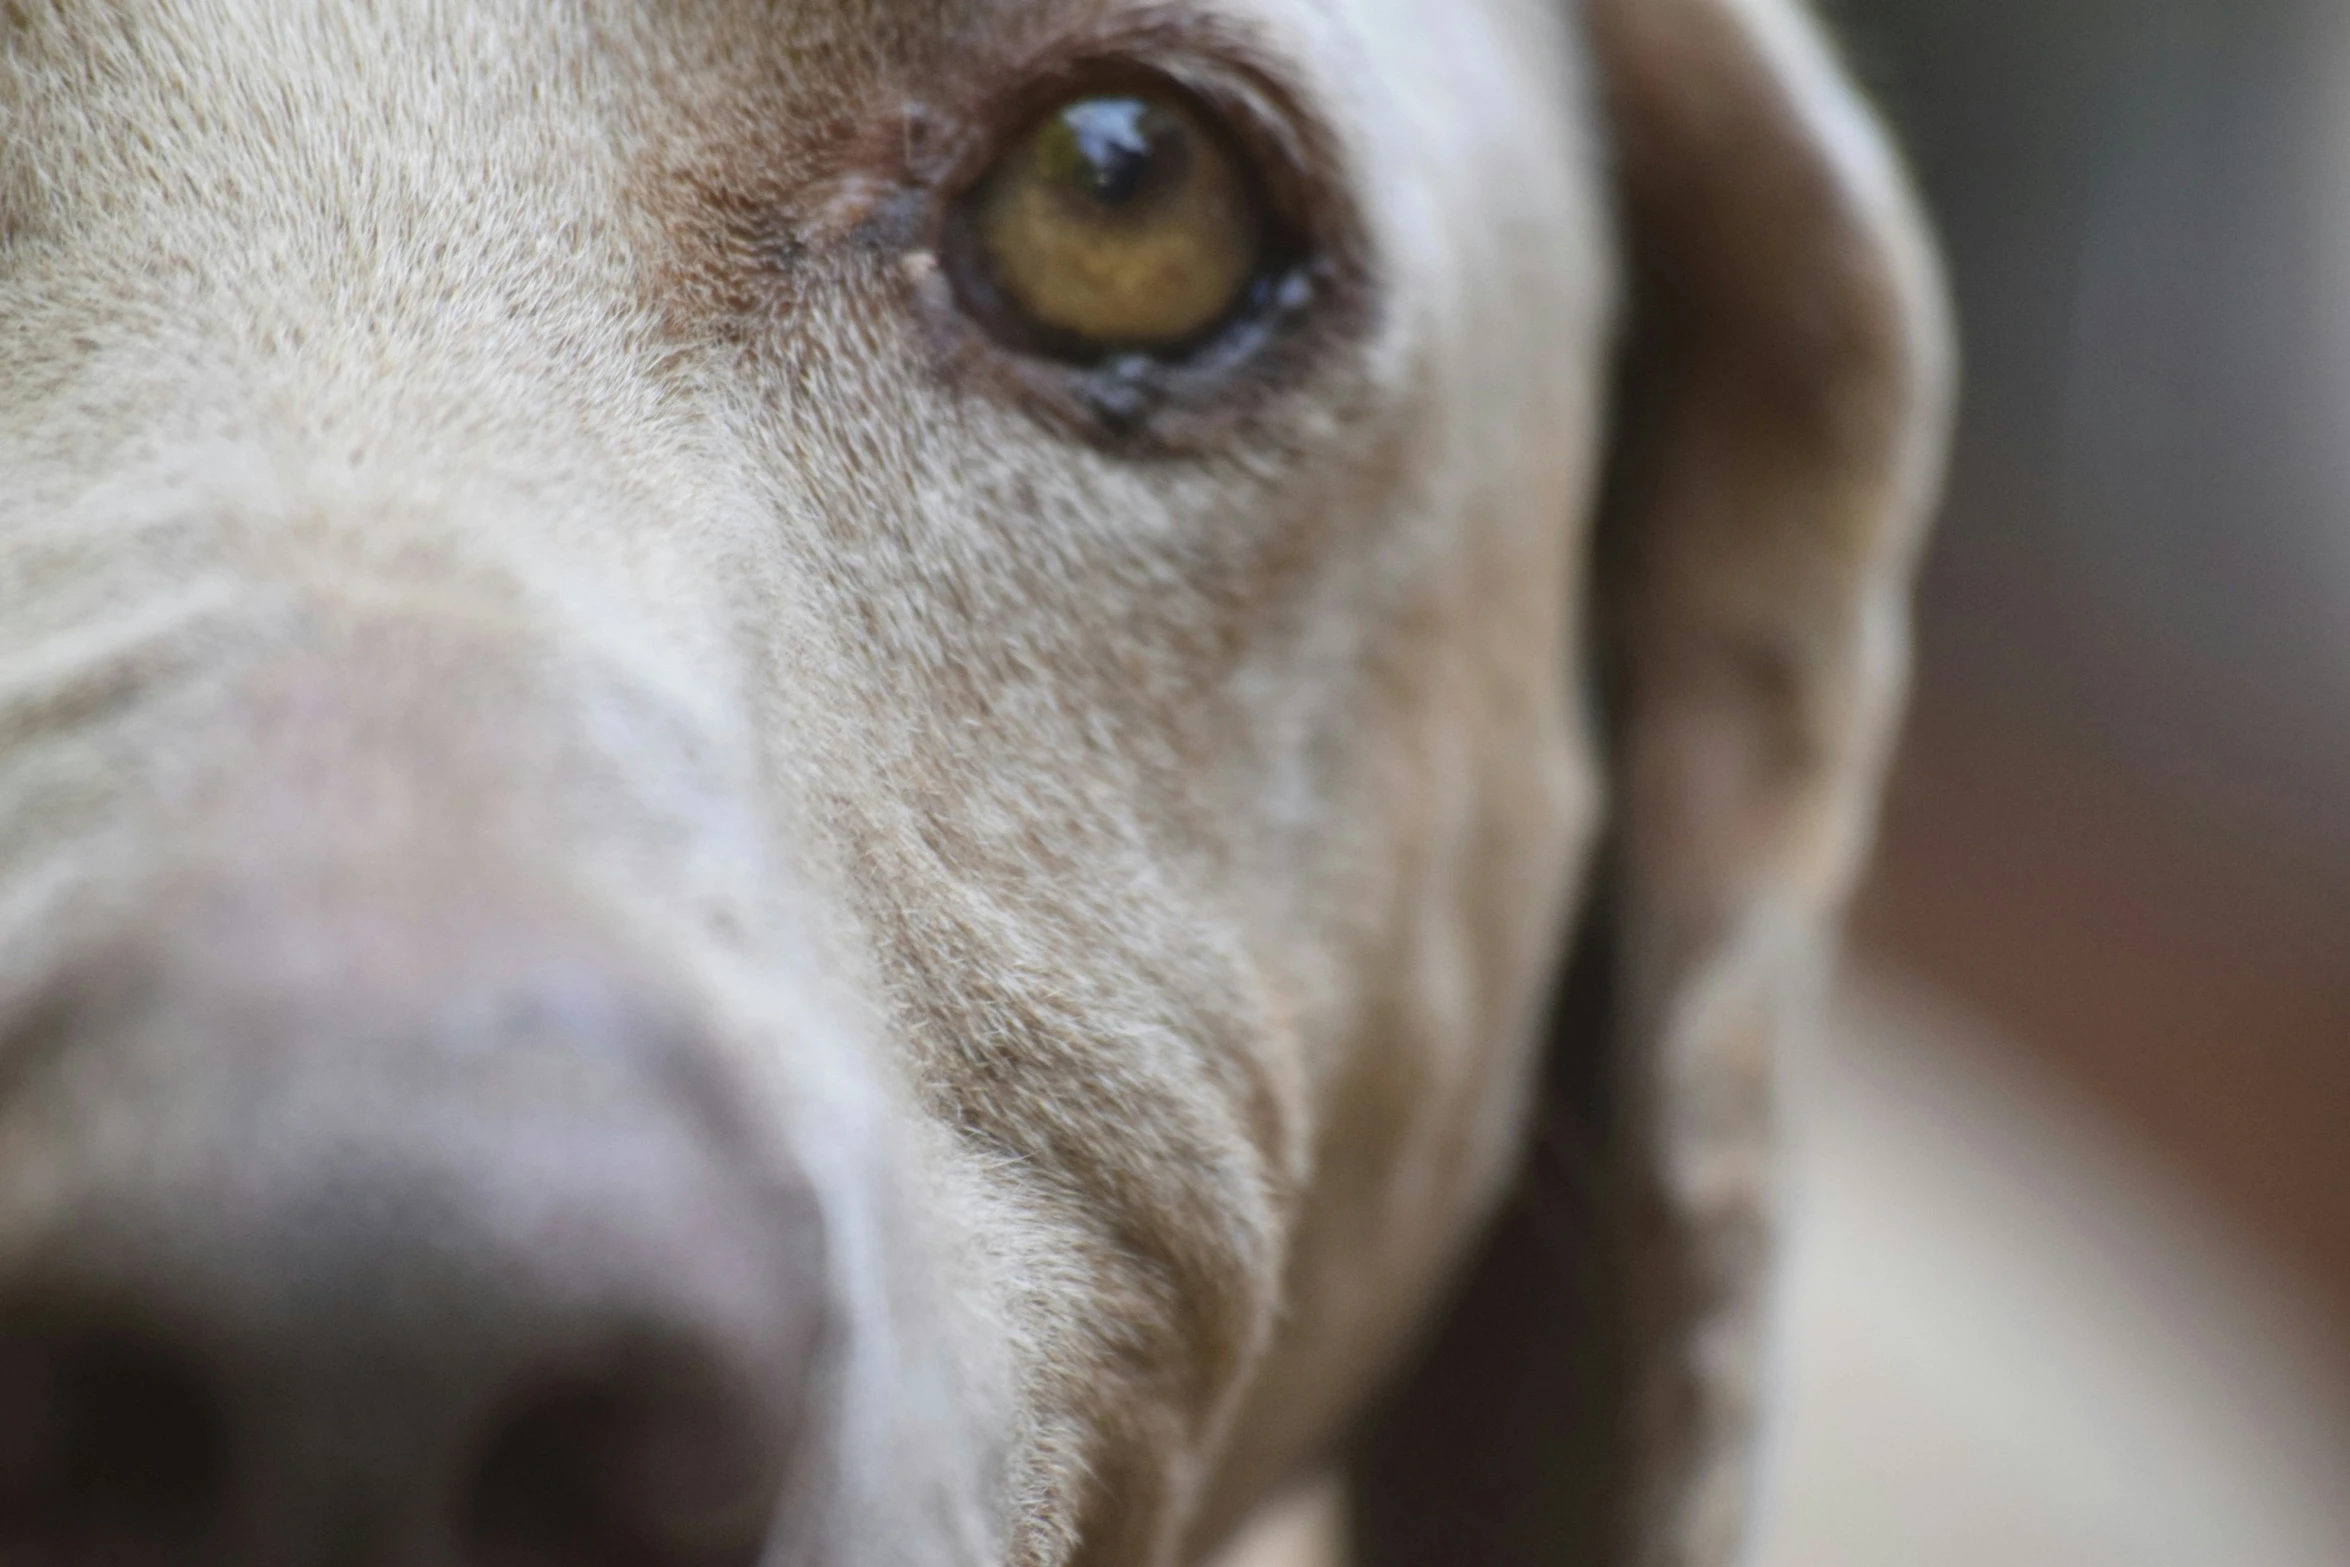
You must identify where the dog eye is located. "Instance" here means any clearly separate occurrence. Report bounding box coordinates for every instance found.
[954,90,1272,358]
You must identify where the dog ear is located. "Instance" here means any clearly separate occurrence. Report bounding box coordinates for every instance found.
[1351,1,1952,1563]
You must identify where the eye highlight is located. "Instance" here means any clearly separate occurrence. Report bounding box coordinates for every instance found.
[955,89,1274,358]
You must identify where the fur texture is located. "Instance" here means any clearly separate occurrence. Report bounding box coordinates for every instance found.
[0,0,1948,1563]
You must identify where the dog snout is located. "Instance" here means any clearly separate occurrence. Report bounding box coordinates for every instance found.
[0,933,828,1567]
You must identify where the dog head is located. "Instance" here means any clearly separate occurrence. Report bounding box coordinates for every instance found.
[0,1,1947,1563]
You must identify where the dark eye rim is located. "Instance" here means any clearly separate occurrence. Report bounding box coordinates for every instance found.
[904,45,1370,450]
[939,77,1307,369]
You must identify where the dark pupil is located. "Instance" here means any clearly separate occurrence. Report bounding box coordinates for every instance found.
[1053,98,1190,209]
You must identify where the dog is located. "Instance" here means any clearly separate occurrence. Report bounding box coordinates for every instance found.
[0,0,1950,1562]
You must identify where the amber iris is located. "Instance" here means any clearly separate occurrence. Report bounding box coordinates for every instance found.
[967,92,1267,352]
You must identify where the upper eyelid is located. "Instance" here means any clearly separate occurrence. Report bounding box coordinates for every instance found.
[918,17,1338,198]
[778,15,1348,268]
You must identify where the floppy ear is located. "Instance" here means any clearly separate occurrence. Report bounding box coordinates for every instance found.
[1350,1,1952,1563]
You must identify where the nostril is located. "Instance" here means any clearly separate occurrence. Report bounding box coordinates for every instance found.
[462,1358,787,1567]
[0,1327,229,1566]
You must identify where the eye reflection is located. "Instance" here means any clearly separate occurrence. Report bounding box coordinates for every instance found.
[957,89,1271,356]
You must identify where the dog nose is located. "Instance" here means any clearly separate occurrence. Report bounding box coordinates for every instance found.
[0,948,827,1567]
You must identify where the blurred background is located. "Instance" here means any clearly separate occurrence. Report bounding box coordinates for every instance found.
[1766,0,2350,1559]
[1228,5,2350,1563]
[1844,0,2350,1357]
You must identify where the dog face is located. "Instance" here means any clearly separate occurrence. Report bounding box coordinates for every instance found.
[0,2,1948,1565]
